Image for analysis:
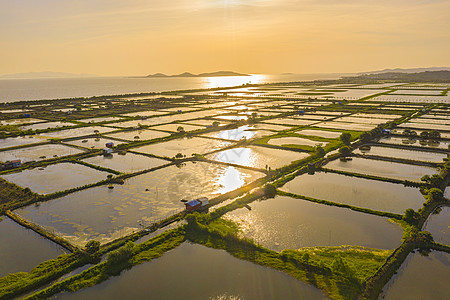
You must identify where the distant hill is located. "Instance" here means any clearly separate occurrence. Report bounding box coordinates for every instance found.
[146,71,249,78]
[359,67,450,75]
[342,70,450,83]
[0,72,98,79]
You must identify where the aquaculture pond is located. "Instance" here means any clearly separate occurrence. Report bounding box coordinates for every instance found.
[381,251,449,300]
[132,136,231,158]
[0,144,84,163]
[15,162,263,246]
[225,195,402,251]
[297,129,342,139]
[263,118,317,126]
[423,206,449,245]
[1,162,112,194]
[64,137,125,149]
[82,152,169,173]
[103,129,169,141]
[53,243,326,300]
[202,125,274,141]
[0,216,65,277]
[378,136,449,150]
[19,121,76,131]
[207,145,309,170]
[149,123,204,132]
[35,126,114,140]
[0,136,44,149]
[355,145,446,163]
[280,172,424,214]
[325,157,438,182]
[268,137,325,148]
[314,121,375,131]
[77,116,124,123]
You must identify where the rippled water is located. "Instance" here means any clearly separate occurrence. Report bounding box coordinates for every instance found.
[82,152,169,173]
[281,172,424,214]
[381,251,450,300]
[0,216,65,277]
[208,145,309,169]
[53,242,326,300]
[424,206,449,245]
[225,195,402,251]
[355,145,447,162]
[325,157,438,181]
[15,161,263,246]
[0,144,84,163]
[0,162,111,194]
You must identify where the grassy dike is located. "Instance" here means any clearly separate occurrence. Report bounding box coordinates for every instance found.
[23,228,185,300]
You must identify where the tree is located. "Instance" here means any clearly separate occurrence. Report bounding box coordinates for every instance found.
[264,184,277,198]
[420,131,429,139]
[428,188,443,202]
[403,208,419,225]
[339,132,351,145]
[85,240,100,254]
[338,146,352,156]
[429,130,440,140]
[177,126,185,133]
[315,145,325,157]
[212,121,220,128]
[360,132,372,142]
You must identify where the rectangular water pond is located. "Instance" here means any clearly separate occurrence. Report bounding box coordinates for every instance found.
[15,161,263,246]
[381,251,449,300]
[268,137,325,148]
[103,129,169,141]
[0,216,65,277]
[355,145,446,163]
[0,144,84,163]
[224,195,402,251]
[201,125,274,141]
[280,171,424,214]
[207,145,309,170]
[325,157,438,182]
[53,243,326,300]
[0,136,44,149]
[297,129,342,139]
[1,162,112,194]
[424,206,449,245]
[379,136,449,150]
[82,152,169,173]
[35,126,114,140]
[132,136,231,158]
[64,137,126,150]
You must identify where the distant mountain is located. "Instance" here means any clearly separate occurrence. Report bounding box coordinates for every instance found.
[0,72,99,79]
[359,67,450,75]
[146,71,249,78]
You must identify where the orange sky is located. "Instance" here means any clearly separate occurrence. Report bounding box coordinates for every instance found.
[1,0,449,76]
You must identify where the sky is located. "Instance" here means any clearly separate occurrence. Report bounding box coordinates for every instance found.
[1,0,449,76]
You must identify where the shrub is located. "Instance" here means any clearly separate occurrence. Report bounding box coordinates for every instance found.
[340,132,351,145]
[85,240,100,254]
[263,184,277,198]
[338,146,352,156]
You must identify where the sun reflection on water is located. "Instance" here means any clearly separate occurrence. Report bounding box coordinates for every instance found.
[203,74,267,89]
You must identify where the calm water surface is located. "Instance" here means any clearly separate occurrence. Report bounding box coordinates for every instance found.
[281,172,424,214]
[381,251,450,300]
[423,206,449,245]
[54,242,327,300]
[225,195,402,251]
[0,217,65,277]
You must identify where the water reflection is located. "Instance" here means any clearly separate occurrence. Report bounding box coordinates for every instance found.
[54,242,326,300]
[204,75,266,89]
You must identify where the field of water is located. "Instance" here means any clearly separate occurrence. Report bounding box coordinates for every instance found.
[103,129,169,141]
[133,136,231,158]
[281,172,424,214]
[381,251,450,300]
[1,162,112,194]
[53,242,326,300]
[64,137,125,149]
[202,125,274,141]
[0,144,84,163]
[297,129,342,139]
[208,145,309,169]
[82,152,169,173]
[355,145,446,162]
[268,137,324,147]
[423,206,449,245]
[379,136,449,150]
[15,161,263,245]
[0,217,65,277]
[225,195,402,251]
[0,136,44,149]
[325,157,438,181]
